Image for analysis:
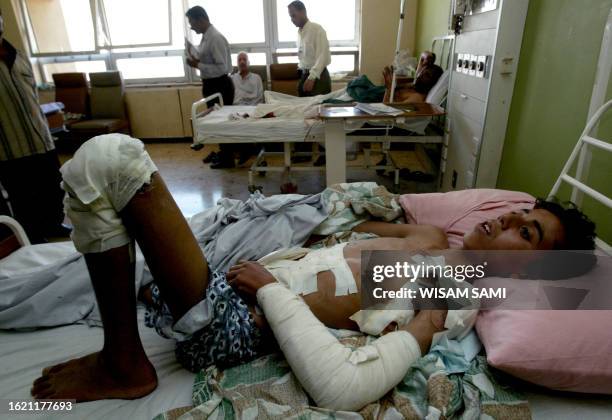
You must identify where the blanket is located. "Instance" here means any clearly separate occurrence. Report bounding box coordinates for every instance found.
[154,336,531,420]
[0,183,402,329]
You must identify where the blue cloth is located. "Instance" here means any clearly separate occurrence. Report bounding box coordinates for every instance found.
[145,270,263,373]
[429,330,482,374]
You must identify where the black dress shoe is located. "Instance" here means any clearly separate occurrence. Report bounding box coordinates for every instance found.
[203,151,218,164]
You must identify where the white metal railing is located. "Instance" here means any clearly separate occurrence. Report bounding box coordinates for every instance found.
[190,93,223,144]
[549,99,612,253]
[0,215,31,248]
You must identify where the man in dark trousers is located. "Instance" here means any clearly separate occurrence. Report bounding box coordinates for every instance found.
[288,1,331,97]
[0,7,68,243]
[185,6,235,169]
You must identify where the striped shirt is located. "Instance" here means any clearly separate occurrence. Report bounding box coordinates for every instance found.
[0,40,54,161]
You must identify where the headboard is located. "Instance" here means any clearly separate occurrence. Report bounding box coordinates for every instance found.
[431,35,455,72]
[548,7,612,255]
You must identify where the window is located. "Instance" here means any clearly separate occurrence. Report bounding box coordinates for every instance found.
[275,0,358,46]
[23,0,97,55]
[116,56,185,80]
[41,60,107,81]
[25,0,360,85]
[188,0,266,45]
[100,0,171,48]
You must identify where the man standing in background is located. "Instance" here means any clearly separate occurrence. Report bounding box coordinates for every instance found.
[288,1,331,97]
[0,7,67,243]
[185,6,235,168]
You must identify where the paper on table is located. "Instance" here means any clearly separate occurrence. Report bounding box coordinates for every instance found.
[355,102,405,116]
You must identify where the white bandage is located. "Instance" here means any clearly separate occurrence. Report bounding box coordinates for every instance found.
[257,283,421,411]
[60,134,157,254]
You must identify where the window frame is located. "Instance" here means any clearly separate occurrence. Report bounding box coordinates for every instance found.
[271,0,361,49]
[31,0,361,86]
[111,50,189,85]
[97,0,174,50]
[21,0,99,57]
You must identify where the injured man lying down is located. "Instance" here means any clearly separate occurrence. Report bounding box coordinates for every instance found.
[30,134,596,411]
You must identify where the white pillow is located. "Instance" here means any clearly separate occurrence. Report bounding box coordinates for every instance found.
[426,70,450,105]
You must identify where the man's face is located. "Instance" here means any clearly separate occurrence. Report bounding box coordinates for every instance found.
[188,17,203,34]
[419,52,433,68]
[288,7,305,27]
[237,53,248,71]
[463,209,565,251]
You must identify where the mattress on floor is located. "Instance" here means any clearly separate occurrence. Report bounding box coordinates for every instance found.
[193,105,325,144]
[0,308,193,420]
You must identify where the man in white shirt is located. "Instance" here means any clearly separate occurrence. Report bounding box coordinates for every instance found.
[288,1,331,97]
[229,52,264,165]
[231,52,264,106]
[185,6,236,168]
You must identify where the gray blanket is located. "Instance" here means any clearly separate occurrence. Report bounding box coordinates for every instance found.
[0,192,328,329]
[189,191,327,273]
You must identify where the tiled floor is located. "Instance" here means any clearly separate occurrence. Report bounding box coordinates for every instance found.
[61,140,437,218]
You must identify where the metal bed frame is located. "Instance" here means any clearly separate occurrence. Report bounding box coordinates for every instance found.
[190,36,455,192]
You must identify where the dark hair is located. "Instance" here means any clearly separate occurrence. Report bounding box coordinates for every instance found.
[525,198,597,280]
[186,6,209,21]
[288,1,306,11]
[534,198,596,251]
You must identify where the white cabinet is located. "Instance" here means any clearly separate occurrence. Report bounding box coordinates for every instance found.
[441,0,529,191]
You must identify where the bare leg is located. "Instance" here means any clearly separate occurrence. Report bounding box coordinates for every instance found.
[31,245,158,401]
[121,173,208,320]
[32,173,209,401]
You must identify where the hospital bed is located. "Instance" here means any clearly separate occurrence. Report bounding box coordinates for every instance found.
[2,120,612,418]
[190,38,454,192]
[2,102,612,418]
[2,27,611,418]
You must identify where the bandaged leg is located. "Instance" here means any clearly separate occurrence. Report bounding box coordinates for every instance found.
[61,134,158,254]
[257,283,422,412]
[32,135,209,402]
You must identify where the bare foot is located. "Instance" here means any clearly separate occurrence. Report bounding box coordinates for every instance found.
[401,310,447,355]
[31,351,157,402]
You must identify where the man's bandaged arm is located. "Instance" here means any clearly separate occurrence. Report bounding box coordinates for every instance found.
[256,283,421,411]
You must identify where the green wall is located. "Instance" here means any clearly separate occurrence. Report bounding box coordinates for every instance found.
[415,0,451,55]
[497,0,612,244]
[415,0,612,243]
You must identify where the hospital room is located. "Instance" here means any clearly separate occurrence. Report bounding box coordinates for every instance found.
[1,0,611,418]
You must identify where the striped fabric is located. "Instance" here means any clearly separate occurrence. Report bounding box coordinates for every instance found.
[0,41,54,161]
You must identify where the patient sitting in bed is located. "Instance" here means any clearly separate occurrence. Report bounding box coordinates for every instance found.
[31,135,596,411]
[383,51,444,103]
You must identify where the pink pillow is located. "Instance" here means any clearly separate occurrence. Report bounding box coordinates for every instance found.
[476,310,612,394]
[399,189,612,394]
[399,189,535,248]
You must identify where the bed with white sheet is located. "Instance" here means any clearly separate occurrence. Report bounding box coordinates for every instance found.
[2,27,611,417]
[192,98,326,145]
[1,221,612,419]
[191,51,452,190]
